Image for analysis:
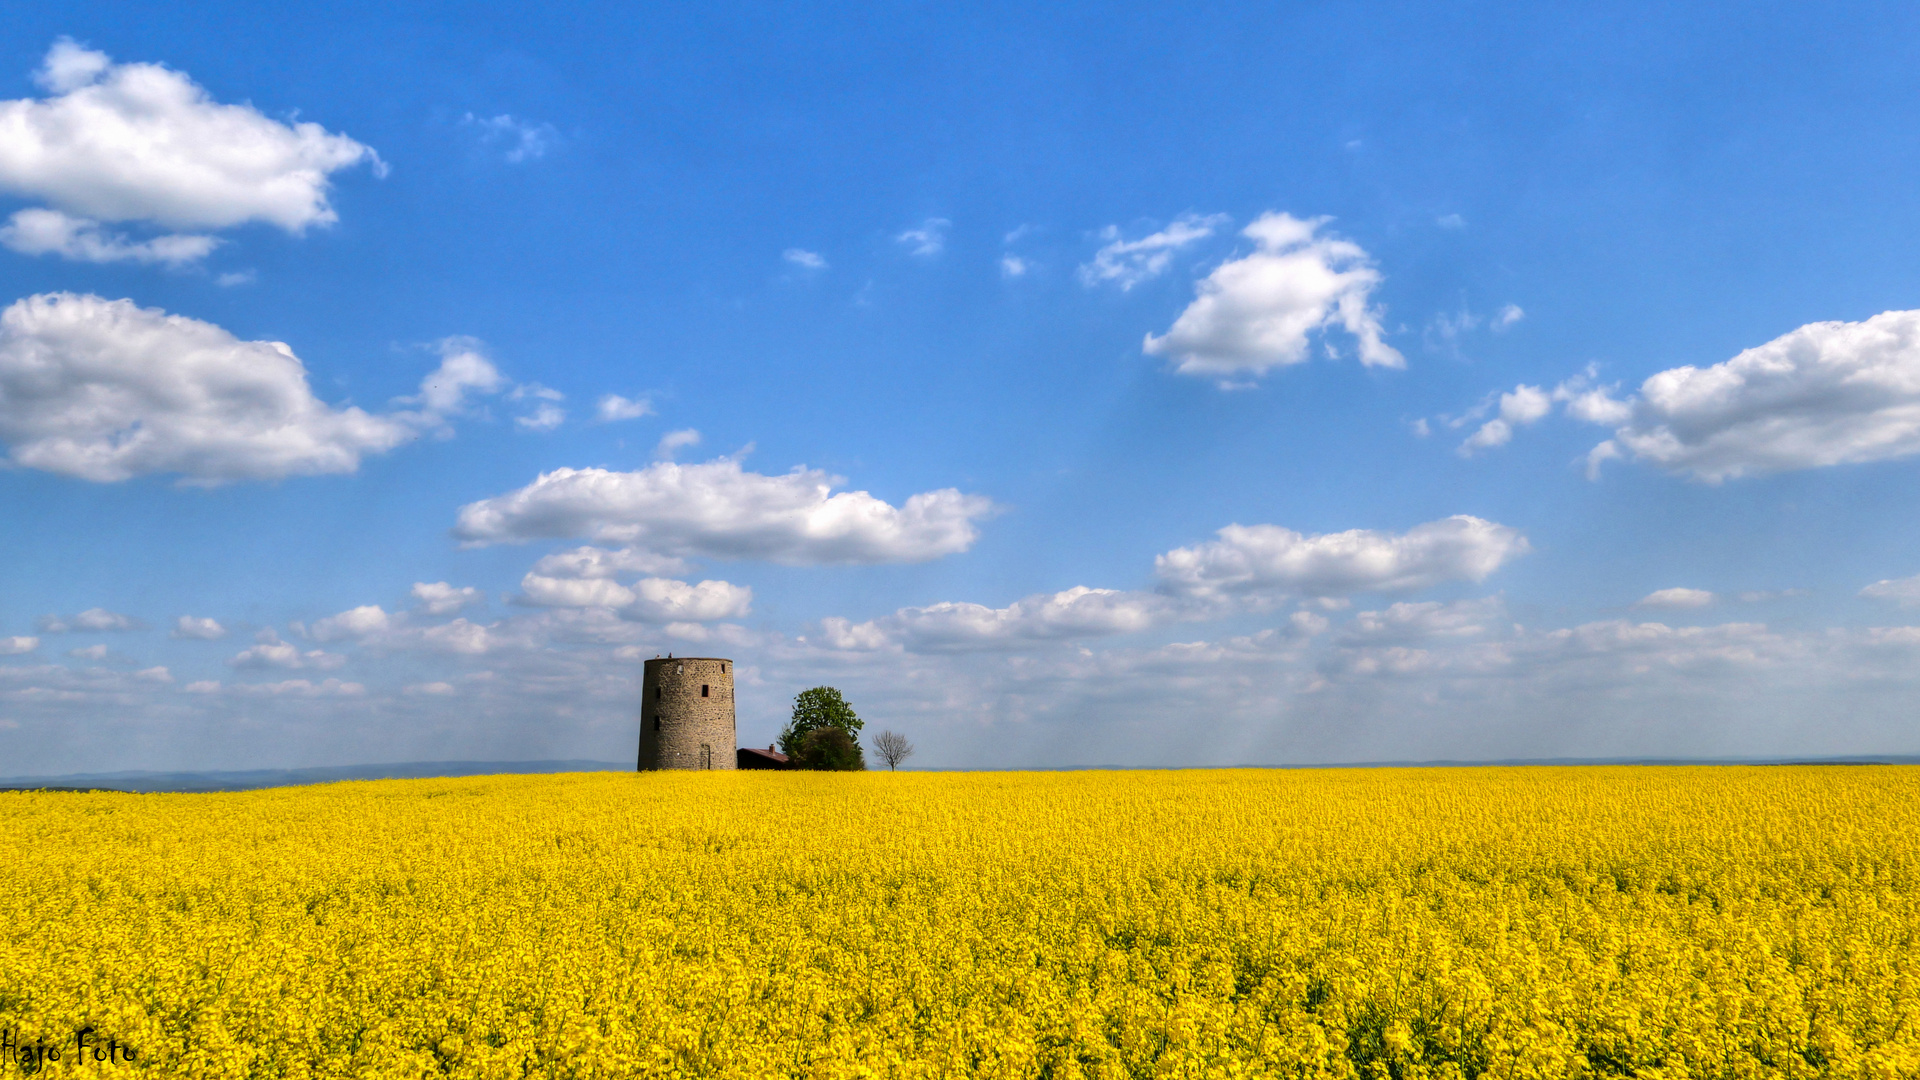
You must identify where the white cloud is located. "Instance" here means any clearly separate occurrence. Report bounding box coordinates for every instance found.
[1077,213,1228,291]
[452,457,996,564]
[228,630,345,670]
[1860,575,1920,607]
[1155,515,1529,601]
[1144,212,1404,382]
[0,208,218,265]
[1588,309,1920,482]
[405,681,457,696]
[67,644,110,661]
[1636,587,1716,609]
[411,582,485,616]
[654,428,700,460]
[463,113,556,163]
[1447,371,1631,458]
[1493,304,1525,331]
[0,40,380,263]
[816,587,1180,653]
[182,680,219,693]
[595,394,653,422]
[515,403,565,432]
[1583,440,1622,480]
[169,616,227,640]
[1459,385,1551,456]
[36,607,142,633]
[518,574,752,623]
[303,605,391,643]
[896,218,949,257]
[226,677,364,697]
[0,293,419,483]
[0,636,38,655]
[1459,418,1513,453]
[528,545,692,580]
[1337,597,1507,646]
[783,248,827,270]
[1435,214,1466,230]
[413,337,507,417]
[215,270,255,287]
[1000,255,1029,278]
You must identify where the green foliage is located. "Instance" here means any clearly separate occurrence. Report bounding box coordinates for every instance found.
[793,726,866,771]
[778,686,863,757]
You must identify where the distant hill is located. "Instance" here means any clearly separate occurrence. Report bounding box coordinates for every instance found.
[0,760,629,793]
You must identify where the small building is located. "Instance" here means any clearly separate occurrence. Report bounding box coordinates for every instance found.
[737,745,790,770]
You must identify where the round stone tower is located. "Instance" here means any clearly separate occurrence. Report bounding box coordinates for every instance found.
[638,656,736,770]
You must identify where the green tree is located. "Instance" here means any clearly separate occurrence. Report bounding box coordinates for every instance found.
[793,726,866,771]
[779,686,864,758]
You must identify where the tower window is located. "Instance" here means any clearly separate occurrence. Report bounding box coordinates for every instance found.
[701,684,710,697]
[721,663,727,672]
[654,687,661,700]
[653,717,660,732]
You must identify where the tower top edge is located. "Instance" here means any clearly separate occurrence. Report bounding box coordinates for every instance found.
[641,656,733,665]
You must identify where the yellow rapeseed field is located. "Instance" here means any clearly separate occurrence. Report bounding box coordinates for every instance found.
[2,767,1917,1079]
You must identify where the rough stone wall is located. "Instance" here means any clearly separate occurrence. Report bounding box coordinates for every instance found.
[637,657,737,770]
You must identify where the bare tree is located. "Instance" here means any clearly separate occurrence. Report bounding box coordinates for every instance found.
[872,730,914,771]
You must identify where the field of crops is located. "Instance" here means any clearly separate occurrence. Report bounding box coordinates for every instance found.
[2,767,1917,1078]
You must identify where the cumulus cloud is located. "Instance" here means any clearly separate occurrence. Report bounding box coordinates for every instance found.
[1470,314,1920,479]
[1077,213,1228,290]
[0,295,520,483]
[0,293,412,483]
[452,457,996,564]
[0,208,218,265]
[412,337,507,417]
[228,630,345,670]
[463,113,556,163]
[896,218,949,257]
[815,587,1180,653]
[1459,384,1553,455]
[1595,309,1920,481]
[1155,516,1528,601]
[0,636,38,655]
[518,573,752,623]
[1493,304,1525,331]
[527,545,692,580]
[0,40,380,263]
[411,583,485,617]
[169,616,227,640]
[654,428,700,460]
[515,403,565,432]
[783,248,827,270]
[1637,588,1716,609]
[1336,597,1507,646]
[36,607,142,633]
[302,605,391,643]
[1860,574,1920,607]
[1000,255,1029,278]
[1143,212,1404,382]
[595,394,653,422]
[225,677,364,697]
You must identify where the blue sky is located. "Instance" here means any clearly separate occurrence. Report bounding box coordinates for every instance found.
[5,2,1920,773]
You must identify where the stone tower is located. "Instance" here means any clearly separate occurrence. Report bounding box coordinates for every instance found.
[638,656,736,770]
